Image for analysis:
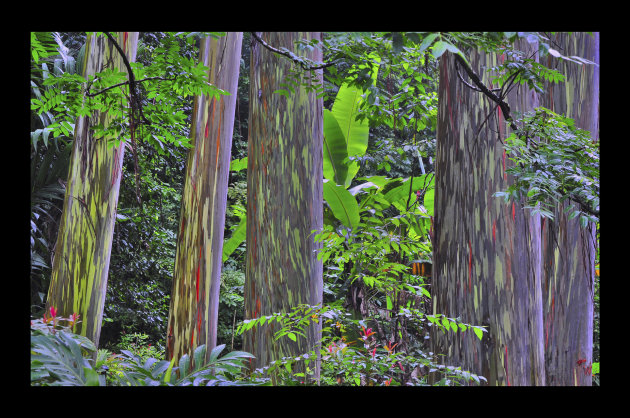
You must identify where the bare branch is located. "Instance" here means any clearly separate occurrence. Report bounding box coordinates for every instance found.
[250,32,337,71]
[453,53,518,132]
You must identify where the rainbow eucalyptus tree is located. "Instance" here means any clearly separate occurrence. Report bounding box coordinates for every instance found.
[165,32,243,363]
[46,32,138,347]
[430,39,545,385]
[244,32,324,382]
[539,32,599,385]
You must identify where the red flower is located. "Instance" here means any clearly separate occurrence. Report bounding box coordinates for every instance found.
[49,306,58,318]
[384,341,398,354]
[360,325,376,340]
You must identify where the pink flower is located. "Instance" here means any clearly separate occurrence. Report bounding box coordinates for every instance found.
[360,325,376,341]
[68,312,80,331]
[371,348,377,360]
[49,306,58,318]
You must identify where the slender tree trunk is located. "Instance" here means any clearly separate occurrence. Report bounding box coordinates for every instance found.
[430,42,545,385]
[539,32,599,386]
[244,32,324,383]
[46,32,138,348]
[166,33,243,363]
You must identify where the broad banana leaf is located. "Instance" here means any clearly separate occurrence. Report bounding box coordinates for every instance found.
[222,217,246,262]
[329,54,380,187]
[323,109,349,186]
[423,187,435,216]
[323,180,360,230]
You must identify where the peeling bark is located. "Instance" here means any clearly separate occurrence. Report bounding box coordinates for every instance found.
[539,32,599,386]
[244,32,324,382]
[431,42,545,385]
[46,32,139,348]
[166,33,243,364]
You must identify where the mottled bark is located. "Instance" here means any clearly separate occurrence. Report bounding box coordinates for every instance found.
[431,42,545,385]
[166,33,243,363]
[539,32,599,386]
[46,32,139,347]
[244,32,324,382]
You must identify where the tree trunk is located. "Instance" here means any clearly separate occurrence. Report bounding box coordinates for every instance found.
[430,42,545,385]
[539,32,599,386]
[166,33,243,363]
[244,32,324,383]
[46,32,138,348]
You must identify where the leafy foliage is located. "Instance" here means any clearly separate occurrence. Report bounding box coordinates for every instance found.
[115,343,254,386]
[31,308,101,386]
[495,107,599,225]
[31,307,256,386]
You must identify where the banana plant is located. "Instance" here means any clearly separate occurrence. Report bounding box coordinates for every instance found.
[323,52,380,189]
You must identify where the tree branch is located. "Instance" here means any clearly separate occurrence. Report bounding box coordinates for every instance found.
[85,76,176,98]
[453,53,518,132]
[250,32,337,71]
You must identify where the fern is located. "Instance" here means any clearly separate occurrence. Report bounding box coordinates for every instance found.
[31,330,100,386]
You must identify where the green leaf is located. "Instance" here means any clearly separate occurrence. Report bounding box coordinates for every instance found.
[287,332,297,342]
[83,367,101,386]
[391,32,404,55]
[273,89,290,98]
[423,188,435,216]
[193,344,207,369]
[386,295,393,311]
[431,41,448,59]
[472,327,483,341]
[230,157,248,172]
[323,109,349,186]
[208,344,226,363]
[384,175,434,207]
[418,33,439,53]
[222,218,246,262]
[331,54,380,187]
[323,181,360,230]
[163,357,176,383]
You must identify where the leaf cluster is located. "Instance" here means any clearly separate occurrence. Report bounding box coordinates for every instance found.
[116,343,254,386]
[496,107,599,225]
[32,315,257,386]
